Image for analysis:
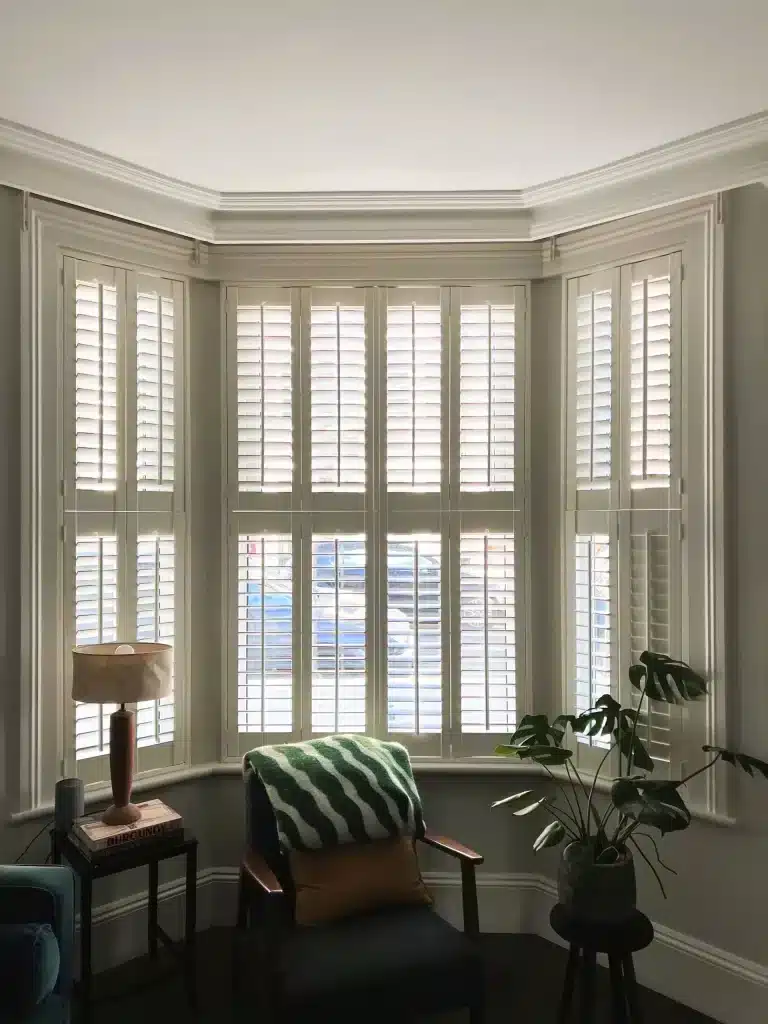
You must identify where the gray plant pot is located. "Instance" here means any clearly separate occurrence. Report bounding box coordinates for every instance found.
[557,841,637,924]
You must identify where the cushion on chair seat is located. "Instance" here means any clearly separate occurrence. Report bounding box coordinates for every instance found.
[277,905,482,1016]
[0,923,60,1016]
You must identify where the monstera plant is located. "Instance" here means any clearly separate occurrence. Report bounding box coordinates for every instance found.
[492,651,768,922]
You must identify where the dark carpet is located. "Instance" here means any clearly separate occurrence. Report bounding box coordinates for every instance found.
[80,926,717,1024]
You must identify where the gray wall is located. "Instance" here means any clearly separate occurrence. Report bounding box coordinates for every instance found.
[1,184,767,970]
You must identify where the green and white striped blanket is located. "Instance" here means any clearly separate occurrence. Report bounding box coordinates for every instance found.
[243,735,425,852]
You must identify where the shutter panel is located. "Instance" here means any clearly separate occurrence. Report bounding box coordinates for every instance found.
[74,535,118,759]
[310,303,366,492]
[387,534,442,735]
[573,533,614,748]
[386,303,441,491]
[237,303,293,492]
[135,535,175,747]
[311,535,367,734]
[136,290,175,491]
[575,288,613,487]
[630,273,672,485]
[460,303,515,491]
[237,534,293,734]
[459,533,516,732]
[75,279,119,491]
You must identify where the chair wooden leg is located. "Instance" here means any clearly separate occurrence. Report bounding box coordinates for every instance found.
[579,948,596,1024]
[233,866,249,992]
[558,944,579,1023]
[609,954,628,1024]
[623,955,644,1024]
[236,865,249,929]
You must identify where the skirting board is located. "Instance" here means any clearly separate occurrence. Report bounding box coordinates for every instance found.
[84,867,768,1024]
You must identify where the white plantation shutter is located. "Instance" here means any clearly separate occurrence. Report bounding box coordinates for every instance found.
[236,302,293,492]
[386,534,442,736]
[573,534,614,742]
[75,278,119,491]
[135,535,175,747]
[460,303,515,491]
[459,534,516,732]
[575,287,613,487]
[74,535,119,759]
[63,259,186,783]
[311,303,366,492]
[136,289,175,491]
[387,302,441,491]
[237,534,294,737]
[311,535,367,734]
[630,273,672,485]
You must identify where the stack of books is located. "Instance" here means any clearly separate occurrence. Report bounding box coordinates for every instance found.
[71,799,183,855]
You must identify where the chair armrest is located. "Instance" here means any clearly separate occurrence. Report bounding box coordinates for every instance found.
[419,832,484,865]
[0,865,75,1000]
[242,849,284,895]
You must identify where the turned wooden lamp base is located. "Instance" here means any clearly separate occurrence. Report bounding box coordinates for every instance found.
[103,705,142,826]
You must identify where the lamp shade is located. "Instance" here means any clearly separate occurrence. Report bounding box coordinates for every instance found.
[72,642,172,704]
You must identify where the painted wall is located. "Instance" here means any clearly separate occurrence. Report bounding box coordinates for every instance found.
[1,184,767,1017]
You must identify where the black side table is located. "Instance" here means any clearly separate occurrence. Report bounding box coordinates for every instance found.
[51,828,198,1021]
[550,904,654,1023]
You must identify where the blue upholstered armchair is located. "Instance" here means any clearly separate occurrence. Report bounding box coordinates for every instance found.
[0,865,75,1023]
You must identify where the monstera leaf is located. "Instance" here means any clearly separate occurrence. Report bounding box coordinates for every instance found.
[494,743,573,766]
[611,778,691,834]
[533,820,566,852]
[703,746,768,778]
[508,714,563,748]
[629,651,707,704]
[574,694,622,737]
[614,707,654,772]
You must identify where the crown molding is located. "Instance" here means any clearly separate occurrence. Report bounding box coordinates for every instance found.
[1,110,767,244]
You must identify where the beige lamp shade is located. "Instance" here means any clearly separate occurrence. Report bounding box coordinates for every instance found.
[72,642,172,704]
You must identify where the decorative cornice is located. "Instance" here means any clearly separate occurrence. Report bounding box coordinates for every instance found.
[1,110,768,243]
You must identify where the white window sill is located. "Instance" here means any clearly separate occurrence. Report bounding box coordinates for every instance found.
[8,757,735,827]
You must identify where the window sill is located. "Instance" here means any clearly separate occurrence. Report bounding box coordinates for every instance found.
[9,757,735,827]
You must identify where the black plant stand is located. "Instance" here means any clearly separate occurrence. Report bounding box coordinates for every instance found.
[550,904,654,1023]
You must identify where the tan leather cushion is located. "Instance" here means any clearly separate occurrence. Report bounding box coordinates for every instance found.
[290,837,432,926]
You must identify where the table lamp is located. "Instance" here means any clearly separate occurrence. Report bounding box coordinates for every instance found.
[72,642,172,825]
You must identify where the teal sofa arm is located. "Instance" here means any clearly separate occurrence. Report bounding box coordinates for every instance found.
[0,864,75,1022]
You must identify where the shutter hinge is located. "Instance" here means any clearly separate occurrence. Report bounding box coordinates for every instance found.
[547,236,559,263]
[679,522,685,542]
[22,191,30,232]
[680,264,685,283]
[716,192,724,225]
[59,759,66,777]
[191,240,209,267]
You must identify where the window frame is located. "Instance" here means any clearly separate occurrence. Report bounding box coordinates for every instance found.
[20,200,196,811]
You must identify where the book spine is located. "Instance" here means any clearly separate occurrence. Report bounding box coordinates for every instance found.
[75,819,183,852]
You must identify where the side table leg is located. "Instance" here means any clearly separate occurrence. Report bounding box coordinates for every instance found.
[609,954,628,1024]
[185,844,198,1008]
[623,956,644,1024]
[80,876,93,1022]
[148,859,159,958]
[558,944,579,1023]
[579,948,596,1024]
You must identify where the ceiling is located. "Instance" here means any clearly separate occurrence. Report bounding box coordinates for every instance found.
[1,0,768,195]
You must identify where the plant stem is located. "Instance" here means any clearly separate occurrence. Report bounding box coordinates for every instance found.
[626,678,648,776]
[543,802,580,841]
[585,740,617,840]
[632,832,677,874]
[629,837,667,898]
[678,754,722,787]
[542,764,586,837]
[563,761,588,835]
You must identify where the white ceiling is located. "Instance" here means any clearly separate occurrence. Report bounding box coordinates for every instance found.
[2,0,768,195]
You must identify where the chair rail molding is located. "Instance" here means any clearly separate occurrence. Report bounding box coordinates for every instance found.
[2,111,768,243]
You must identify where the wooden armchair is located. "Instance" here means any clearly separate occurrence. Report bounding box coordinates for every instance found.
[233,769,485,1022]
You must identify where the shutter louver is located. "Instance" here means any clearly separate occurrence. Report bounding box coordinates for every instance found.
[137,291,174,491]
[574,534,612,746]
[311,535,366,734]
[75,281,118,491]
[74,535,118,759]
[575,290,612,486]
[460,533,516,732]
[237,304,292,492]
[460,304,515,491]
[387,304,441,491]
[387,535,441,734]
[630,274,672,485]
[311,304,366,492]
[629,531,674,773]
[135,535,175,747]
[238,535,293,733]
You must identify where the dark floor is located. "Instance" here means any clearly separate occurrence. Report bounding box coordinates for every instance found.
[81,927,716,1024]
